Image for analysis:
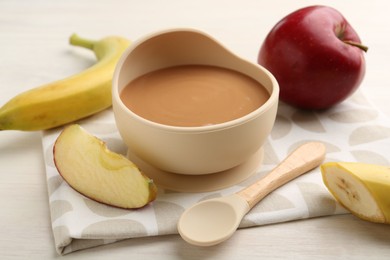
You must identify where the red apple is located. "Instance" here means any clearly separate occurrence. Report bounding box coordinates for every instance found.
[258,5,367,110]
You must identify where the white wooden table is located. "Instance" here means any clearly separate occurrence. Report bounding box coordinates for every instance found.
[1,1,390,259]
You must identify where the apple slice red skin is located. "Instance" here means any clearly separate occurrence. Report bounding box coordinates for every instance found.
[52,124,158,209]
[258,5,366,110]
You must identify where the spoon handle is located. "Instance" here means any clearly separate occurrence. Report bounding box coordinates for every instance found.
[237,142,326,209]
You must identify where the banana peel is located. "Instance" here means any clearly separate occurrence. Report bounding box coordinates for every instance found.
[321,162,390,224]
[0,34,130,131]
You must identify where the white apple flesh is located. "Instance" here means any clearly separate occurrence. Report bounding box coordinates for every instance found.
[53,124,157,209]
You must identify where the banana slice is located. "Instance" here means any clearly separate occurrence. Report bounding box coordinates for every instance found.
[321,162,390,224]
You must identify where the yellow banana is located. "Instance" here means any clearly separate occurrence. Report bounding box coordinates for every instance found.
[0,34,130,131]
[321,162,390,224]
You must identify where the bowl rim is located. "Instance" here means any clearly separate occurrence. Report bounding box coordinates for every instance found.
[112,28,279,133]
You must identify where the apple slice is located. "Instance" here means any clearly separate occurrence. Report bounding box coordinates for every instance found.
[321,162,390,224]
[53,124,157,209]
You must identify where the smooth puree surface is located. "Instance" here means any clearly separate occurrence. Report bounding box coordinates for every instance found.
[120,65,269,127]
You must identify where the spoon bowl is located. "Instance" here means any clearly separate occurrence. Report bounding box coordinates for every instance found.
[177,142,326,246]
[178,195,249,246]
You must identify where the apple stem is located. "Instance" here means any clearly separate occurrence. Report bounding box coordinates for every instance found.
[344,40,368,52]
[69,34,97,50]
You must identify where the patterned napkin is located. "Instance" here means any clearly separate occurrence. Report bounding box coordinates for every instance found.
[42,91,390,255]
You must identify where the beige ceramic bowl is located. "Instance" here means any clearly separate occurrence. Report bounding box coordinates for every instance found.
[112,28,279,176]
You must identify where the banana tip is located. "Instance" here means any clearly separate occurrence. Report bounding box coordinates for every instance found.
[69,34,96,50]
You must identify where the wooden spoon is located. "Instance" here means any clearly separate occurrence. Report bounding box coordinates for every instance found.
[177,142,326,246]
